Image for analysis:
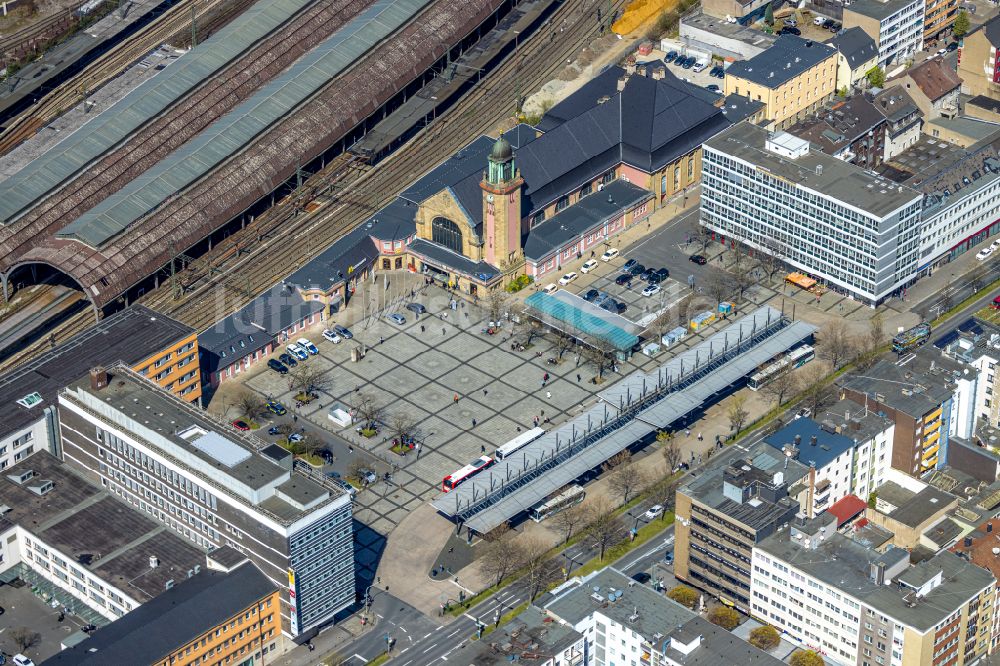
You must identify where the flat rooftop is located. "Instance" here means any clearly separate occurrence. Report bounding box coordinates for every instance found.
[845,0,919,21]
[0,306,192,440]
[461,606,582,666]
[60,367,343,524]
[681,7,777,50]
[758,532,994,631]
[840,354,964,418]
[0,453,205,603]
[705,122,920,218]
[880,483,956,527]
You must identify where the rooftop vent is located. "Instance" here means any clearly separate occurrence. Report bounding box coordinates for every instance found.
[7,469,34,485]
[149,555,159,569]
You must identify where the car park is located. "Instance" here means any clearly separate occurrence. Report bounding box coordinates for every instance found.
[601,247,620,261]
[333,324,353,339]
[638,268,654,280]
[279,352,297,367]
[287,343,309,360]
[628,263,646,276]
[266,401,287,416]
[297,337,319,355]
[558,272,578,285]
[642,284,661,297]
[646,272,665,285]
[623,258,637,271]
[822,18,834,28]
[267,359,289,374]
[405,302,426,315]
[830,22,841,31]
[583,288,600,301]
[713,67,724,78]
[231,420,250,431]
[600,299,619,312]
[581,259,599,273]
[615,273,632,286]
[322,328,342,343]
[386,313,406,325]
[689,254,707,265]
[709,65,722,77]
[680,56,694,69]
[644,504,664,520]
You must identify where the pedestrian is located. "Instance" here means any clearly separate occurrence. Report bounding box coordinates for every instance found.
[543,372,549,381]
[379,336,384,345]
[472,418,477,427]
[483,389,488,396]
[442,327,446,335]
[293,415,298,422]
[540,409,545,416]
[546,391,552,399]
[454,393,459,403]
[576,373,581,382]
[697,432,703,441]
[685,428,691,437]
[481,444,485,453]
[348,445,354,453]
[420,325,425,333]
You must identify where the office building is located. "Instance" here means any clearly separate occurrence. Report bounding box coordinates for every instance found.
[700,123,923,306]
[941,317,1000,430]
[57,365,354,636]
[841,355,974,474]
[751,515,995,666]
[827,28,880,92]
[544,568,785,666]
[844,0,925,67]
[958,15,1000,98]
[0,306,198,478]
[0,452,206,625]
[723,35,838,129]
[674,440,807,610]
[762,403,895,513]
[42,559,281,666]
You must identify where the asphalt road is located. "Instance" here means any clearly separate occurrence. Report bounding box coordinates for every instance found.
[910,258,1000,322]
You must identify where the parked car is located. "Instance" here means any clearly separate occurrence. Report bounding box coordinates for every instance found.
[665,50,678,62]
[680,56,694,69]
[714,67,725,78]
[583,288,600,301]
[780,26,801,35]
[266,401,287,416]
[13,656,36,666]
[593,292,610,306]
[644,504,664,520]
[830,22,841,31]
[654,267,670,280]
[614,301,627,314]
[601,247,620,261]
[358,468,378,484]
[581,259,599,273]
[639,268,655,280]
[692,61,707,73]
[231,420,250,432]
[279,352,297,367]
[628,263,646,276]
[709,65,723,77]
[665,550,674,565]
[287,343,308,360]
[267,359,289,374]
[333,324,353,339]
[689,254,708,265]
[558,272,578,285]
[615,273,632,286]
[322,328,342,343]
[623,258,637,271]
[405,302,426,315]
[977,247,993,261]
[784,18,797,26]
[268,426,281,435]
[948,41,959,51]
[936,47,948,56]
[646,272,665,285]
[706,84,720,93]
[600,299,619,312]
[642,284,661,297]
[297,337,319,355]
[814,15,825,24]
[631,572,651,584]
[822,18,835,28]
[386,313,406,325]
[288,433,304,443]
[330,478,357,497]
[543,283,558,293]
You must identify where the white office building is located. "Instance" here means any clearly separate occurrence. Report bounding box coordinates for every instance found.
[700,123,923,306]
[845,0,925,67]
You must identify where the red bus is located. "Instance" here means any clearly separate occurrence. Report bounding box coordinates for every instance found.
[442,456,494,492]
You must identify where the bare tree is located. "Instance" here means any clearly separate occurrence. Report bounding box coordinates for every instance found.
[706,270,735,307]
[235,390,265,421]
[10,627,40,653]
[762,370,799,407]
[584,498,625,561]
[867,313,886,351]
[289,364,331,396]
[485,288,511,323]
[660,435,682,472]
[388,412,419,446]
[757,237,788,280]
[818,320,857,370]
[479,522,525,587]
[648,477,678,517]
[551,501,588,544]
[583,338,617,381]
[604,450,646,505]
[729,241,758,300]
[553,331,575,359]
[355,394,385,431]
[521,536,559,601]
[513,319,542,349]
[799,362,834,416]
[693,222,714,253]
[675,294,694,327]
[968,263,988,293]
[726,393,750,434]
[645,309,674,344]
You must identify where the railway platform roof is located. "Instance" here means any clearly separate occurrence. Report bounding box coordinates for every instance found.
[0,0,322,226]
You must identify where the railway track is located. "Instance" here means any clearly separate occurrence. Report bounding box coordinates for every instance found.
[0,2,83,60]
[0,0,228,155]
[0,0,627,371]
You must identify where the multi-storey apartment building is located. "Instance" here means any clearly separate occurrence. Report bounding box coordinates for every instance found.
[700,123,923,306]
[751,513,995,666]
[543,568,784,666]
[844,0,925,67]
[723,35,838,130]
[957,16,1000,98]
[57,365,354,637]
[923,0,958,42]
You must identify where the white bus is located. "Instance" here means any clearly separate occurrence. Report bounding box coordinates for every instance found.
[530,485,586,522]
[747,345,815,391]
[494,427,545,460]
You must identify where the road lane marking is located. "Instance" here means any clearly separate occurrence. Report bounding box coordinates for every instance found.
[352,654,368,663]
[400,626,408,633]
[423,645,436,654]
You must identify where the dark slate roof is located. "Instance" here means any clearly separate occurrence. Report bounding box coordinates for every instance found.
[285,227,381,292]
[873,85,921,123]
[763,418,857,470]
[977,12,1000,46]
[408,237,500,281]
[725,34,836,88]
[847,0,919,21]
[0,305,192,440]
[720,94,765,123]
[535,65,624,132]
[968,95,1000,114]
[198,284,324,374]
[827,27,878,69]
[41,563,277,666]
[402,136,494,206]
[519,73,730,212]
[786,96,887,155]
[522,179,653,261]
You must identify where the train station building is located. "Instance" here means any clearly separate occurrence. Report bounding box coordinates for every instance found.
[286,65,754,302]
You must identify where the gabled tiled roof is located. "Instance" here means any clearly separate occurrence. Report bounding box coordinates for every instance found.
[897,58,961,102]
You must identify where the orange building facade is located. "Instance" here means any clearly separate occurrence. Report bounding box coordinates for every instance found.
[132,330,202,405]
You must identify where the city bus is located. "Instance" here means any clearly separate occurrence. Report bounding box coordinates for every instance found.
[441,456,494,492]
[747,345,815,391]
[494,427,546,460]
[529,485,586,522]
[892,322,931,354]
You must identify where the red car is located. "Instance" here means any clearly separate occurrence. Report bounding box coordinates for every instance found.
[231,420,250,431]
